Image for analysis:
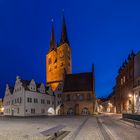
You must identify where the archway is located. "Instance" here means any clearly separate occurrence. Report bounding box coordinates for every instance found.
[67,108,74,115]
[48,107,55,115]
[56,105,61,115]
[81,107,90,115]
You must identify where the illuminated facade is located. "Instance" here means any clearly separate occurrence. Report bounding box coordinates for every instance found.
[115,51,140,113]
[3,76,62,116]
[60,65,96,115]
[46,16,72,91]
[0,98,3,114]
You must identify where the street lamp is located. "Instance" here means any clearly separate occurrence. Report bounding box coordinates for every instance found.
[1,107,4,112]
[128,93,134,113]
[128,94,132,98]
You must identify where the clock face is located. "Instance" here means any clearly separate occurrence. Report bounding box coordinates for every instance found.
[48,58,52,65]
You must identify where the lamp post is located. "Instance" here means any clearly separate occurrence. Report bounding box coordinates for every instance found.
[128,93,134,113]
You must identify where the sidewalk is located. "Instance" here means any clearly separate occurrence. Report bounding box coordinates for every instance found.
[120,118,140,129]
[75,117,104,140]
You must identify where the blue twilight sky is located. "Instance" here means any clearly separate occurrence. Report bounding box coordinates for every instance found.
[0,0,140,98]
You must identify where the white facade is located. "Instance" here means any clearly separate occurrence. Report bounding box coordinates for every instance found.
[133,77,140,114]
[4,76,62,116]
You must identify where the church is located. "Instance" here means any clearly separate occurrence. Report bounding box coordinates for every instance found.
[46,15,96,115]
[3,15,96,116]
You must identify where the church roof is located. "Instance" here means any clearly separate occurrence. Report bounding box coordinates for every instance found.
[49,21,57,52]
[59,15,69,46]
[63,72,93,92]
[9,86,14,94]
[20,79,30,90]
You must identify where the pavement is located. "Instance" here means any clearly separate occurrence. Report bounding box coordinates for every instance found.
[98,113,140,140]
[0,114,140,140]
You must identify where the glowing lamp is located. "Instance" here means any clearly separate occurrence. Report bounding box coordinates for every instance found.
[128,94,132,98]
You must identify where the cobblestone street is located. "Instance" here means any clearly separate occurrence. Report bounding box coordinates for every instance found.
[0,114,140,140]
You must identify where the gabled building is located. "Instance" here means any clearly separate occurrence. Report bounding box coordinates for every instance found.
[60,65,96,115]
[4,76,61,116]
[115,51,140,113]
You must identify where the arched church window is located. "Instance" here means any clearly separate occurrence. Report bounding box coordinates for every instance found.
[54,58,57,63]
[48,58,52,65]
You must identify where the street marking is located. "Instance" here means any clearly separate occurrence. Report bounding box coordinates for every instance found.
[70,117,89,140]
[97,117,115,140]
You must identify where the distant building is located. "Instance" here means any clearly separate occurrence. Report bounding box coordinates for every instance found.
[3,76,62,116]
[97,88,116,113]
[115,51,140,113]
[0,98,4,114]
[60,65,96,115]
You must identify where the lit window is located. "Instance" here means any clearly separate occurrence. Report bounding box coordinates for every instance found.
[123,76,126,83]
[121,78,123,85]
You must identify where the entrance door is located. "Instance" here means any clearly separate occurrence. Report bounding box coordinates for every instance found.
[75,104,79,115]
[12,109,14,116]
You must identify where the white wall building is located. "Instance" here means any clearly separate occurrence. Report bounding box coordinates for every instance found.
[133,76,140,114]
[3,76,62,116]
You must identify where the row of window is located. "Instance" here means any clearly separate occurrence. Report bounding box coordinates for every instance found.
[5,97,22,106]
[14,86,45,93]
[14,87,22,93]
[65,94,92,101]
[29,108,45,114]
[27,97,52,105]
[120,70,133,86]
[4,108,46,114]
[5,97,60,106]
[121,76,126,85]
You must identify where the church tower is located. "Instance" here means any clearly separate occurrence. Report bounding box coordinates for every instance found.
[46,16,72,91]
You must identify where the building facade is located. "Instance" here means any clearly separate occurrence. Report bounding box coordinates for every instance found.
[46,16,72,91]
[133,76,140,114]
[3,16,96,116]
[0,98,4,114]
[4,76,62,116]
[115,51,140,113]
[60,65,96,115]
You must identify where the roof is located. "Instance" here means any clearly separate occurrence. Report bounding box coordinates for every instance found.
[9,86,14,94]
[20,79,31,90]
[63,72,93,92]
